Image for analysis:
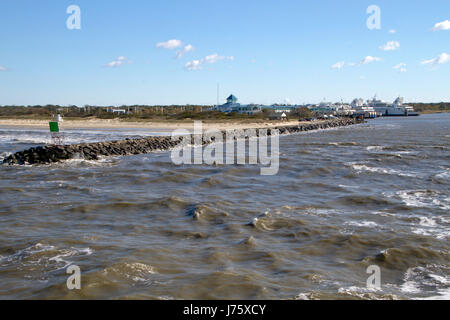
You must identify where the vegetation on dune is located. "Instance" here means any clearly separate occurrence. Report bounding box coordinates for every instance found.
[409,103,450,113]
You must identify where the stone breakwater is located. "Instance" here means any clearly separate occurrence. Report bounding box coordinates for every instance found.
[2,119,362,165]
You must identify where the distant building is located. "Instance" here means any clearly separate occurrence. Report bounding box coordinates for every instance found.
[232,104,262,115]
[227,94,238,104]
[215,94,297,116]
[108,107,127,115]
[269,106,296,113]
[269,112,288,121]
[215,94,241,112]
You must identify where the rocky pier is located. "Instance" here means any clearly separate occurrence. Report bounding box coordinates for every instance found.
[2,118,362,165]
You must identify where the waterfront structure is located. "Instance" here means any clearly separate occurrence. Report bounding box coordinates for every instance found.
[269,106,297,113]
[231,104,262,115]
[351,98,378,118]
[367,96,419,116]
[309,102,354,117]
[215,94,241,112]
[215,94,296,115]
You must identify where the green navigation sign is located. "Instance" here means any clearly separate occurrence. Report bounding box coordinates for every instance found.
[49,122,60,133]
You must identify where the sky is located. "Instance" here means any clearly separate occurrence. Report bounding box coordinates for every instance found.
[0,0,449,106]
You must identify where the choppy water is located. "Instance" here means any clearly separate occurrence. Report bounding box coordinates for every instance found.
[0,114,449,300]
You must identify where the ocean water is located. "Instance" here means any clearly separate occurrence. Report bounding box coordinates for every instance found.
[0,114,448,300]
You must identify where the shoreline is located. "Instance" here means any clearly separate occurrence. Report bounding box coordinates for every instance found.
[0,118,308,131]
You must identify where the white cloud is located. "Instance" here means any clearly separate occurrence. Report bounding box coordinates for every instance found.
[176,44,194,59]
[394,63,407,73]
[105,56,132,68]
[331,56,382,69]
[0,66,8,71]
[156,39,183,49]
[421,53,450,66]
[394,63,406,69]
[360,56,382,65]
[185,60,203,71]
[185,53,234,71]
[331,61,345,70]
[204,53,233,63]
[432,20,450,31]
[380,40,400,51]
[389,29,397,34]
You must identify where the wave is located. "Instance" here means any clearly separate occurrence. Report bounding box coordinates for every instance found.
[389,190,450,211]
[328,142,360,147]
[336,195,393,206]
[363,246,447,270]
[102,262,157,284]
[366,146,384,152]
[0,243,93,279]
[434,169,450,181]
[0,128,158,146]
[411,215,449,240]
[401,265,450,299]
[345,221,379,228]
[349,163,418,177]
[0,151,12,162]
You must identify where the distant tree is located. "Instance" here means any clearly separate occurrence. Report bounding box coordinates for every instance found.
[293,107,314,119]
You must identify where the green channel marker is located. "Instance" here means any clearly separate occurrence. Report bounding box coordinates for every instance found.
[49,122,60,133]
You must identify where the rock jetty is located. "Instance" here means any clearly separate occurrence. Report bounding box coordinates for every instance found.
[2,118,362,165]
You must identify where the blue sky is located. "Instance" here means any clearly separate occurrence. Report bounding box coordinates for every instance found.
[0,0,449,105]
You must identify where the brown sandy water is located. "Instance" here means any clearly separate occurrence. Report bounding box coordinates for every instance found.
[0,114,449,299]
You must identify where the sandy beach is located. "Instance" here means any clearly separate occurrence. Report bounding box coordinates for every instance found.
[0,118,305,131]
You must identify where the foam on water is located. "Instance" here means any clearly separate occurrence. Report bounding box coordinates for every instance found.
[0,243,93,276]
[0,151,11,162]
[349,163,418,178]
[345,221,379,228]
[366,146,384,152]
[102,262,157,285]
[401,265,450,299]
[435,169,450,180]
[419,217,437,227]
[391,190,450,211]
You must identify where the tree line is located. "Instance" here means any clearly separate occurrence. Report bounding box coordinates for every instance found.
[0,104,317,120]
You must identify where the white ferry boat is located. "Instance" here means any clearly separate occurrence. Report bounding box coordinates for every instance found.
[351,98,378,118]
[368,96,420,117]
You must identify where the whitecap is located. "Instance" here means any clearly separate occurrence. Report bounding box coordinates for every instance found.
[366,146,383,152]
[419,217,437,227]
[420,288,450,300]
[435,169,450,180]
[411,228,432,237]
[338,184,361,189]
[369,211,396,218]
[394,190,450,211]
[401,266,450,298]
[350,164,417,178]
[345,221,378,228]
[103,262,157,285]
